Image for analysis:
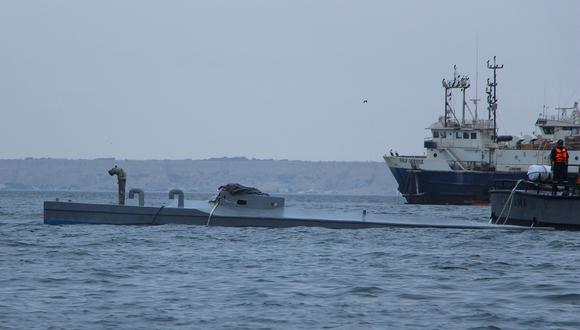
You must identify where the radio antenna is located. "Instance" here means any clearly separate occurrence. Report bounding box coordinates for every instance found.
[470,38,480,121]
[487,56,503,141]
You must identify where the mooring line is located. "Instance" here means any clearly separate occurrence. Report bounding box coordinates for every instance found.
[151,205,166,225]
[206,199,222,226]
[492,179,523,225]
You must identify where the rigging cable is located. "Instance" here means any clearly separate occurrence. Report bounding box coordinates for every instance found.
[206,198,222,226]
[491,179,523,225]
[151,205,166,225]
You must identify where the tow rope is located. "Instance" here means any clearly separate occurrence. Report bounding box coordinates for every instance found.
[206,198,222,226]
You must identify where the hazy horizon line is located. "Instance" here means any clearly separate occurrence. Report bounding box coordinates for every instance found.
[0,156,386,163]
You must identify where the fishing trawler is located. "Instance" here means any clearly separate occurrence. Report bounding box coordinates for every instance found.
[384,57,580,204]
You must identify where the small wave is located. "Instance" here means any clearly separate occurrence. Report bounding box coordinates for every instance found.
[144,315,179,323]
[532,262,556,269]
[79,278,113,285]
[548,240,580,249]
[358,251,389,258]
[38,277,71,283]
[348,286,385,297]
[431,263,469,271]
[0,239,38,247]
[68,249,90,256]
[545,293,580,304]
[398,293,435,300]
[90,269,132,279]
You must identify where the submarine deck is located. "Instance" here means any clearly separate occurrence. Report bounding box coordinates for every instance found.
[44,201,543,231]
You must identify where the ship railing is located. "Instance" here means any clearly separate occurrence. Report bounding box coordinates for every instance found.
[400,155,426,158]
[388,155,426,159]
[492,179,549,193]
[384,151,426,159]
[492,177,580,196]
[492,180,533,191]
[459,121,495,130]
[440,119,494,130]
[447,160,492,171]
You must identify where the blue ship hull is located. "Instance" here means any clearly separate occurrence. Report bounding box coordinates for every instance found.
[388,167,527,205]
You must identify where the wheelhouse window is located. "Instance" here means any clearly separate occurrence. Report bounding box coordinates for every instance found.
[471,132,477,139]
[433,131,439,138]
[441,132,446,138]
[463,132,469,139]
[456,132,462,139]
[543,127,554,134]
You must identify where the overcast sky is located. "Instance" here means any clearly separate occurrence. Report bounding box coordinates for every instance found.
[0,0,578,161]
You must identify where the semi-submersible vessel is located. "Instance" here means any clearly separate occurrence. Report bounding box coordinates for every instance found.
[385,57,580,204]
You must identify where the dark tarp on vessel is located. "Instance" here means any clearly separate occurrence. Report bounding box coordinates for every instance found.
[218,183,269,196]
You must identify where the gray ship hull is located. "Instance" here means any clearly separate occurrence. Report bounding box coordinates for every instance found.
[490,188,580,229]
[388,166,527,205]
[44,201,529,230]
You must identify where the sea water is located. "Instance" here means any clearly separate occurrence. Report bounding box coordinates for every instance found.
[1,191,580,329]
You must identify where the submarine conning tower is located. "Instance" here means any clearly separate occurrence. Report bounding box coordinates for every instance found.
[214,183,284,209]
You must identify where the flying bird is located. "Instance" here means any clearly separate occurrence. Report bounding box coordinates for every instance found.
[363,99,368,103]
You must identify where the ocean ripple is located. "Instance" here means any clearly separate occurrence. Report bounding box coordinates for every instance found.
[1,191,580,329]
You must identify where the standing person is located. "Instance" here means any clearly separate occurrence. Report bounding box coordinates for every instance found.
[550,139,569,181]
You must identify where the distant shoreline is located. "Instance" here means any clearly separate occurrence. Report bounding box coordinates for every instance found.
[1,156,383,163]
[0,189,395,197]
[0,158,397,196]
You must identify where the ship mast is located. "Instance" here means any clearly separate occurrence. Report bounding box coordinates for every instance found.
[442,65,470,127]
[486,56,503,141]
[470,41,480,121]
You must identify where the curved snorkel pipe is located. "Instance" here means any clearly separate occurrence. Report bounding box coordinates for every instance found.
[169,189,185,208]
[108,165,127,205]
[128,188,144,207]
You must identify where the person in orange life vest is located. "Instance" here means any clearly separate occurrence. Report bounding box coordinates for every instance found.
[550,139,569,181]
